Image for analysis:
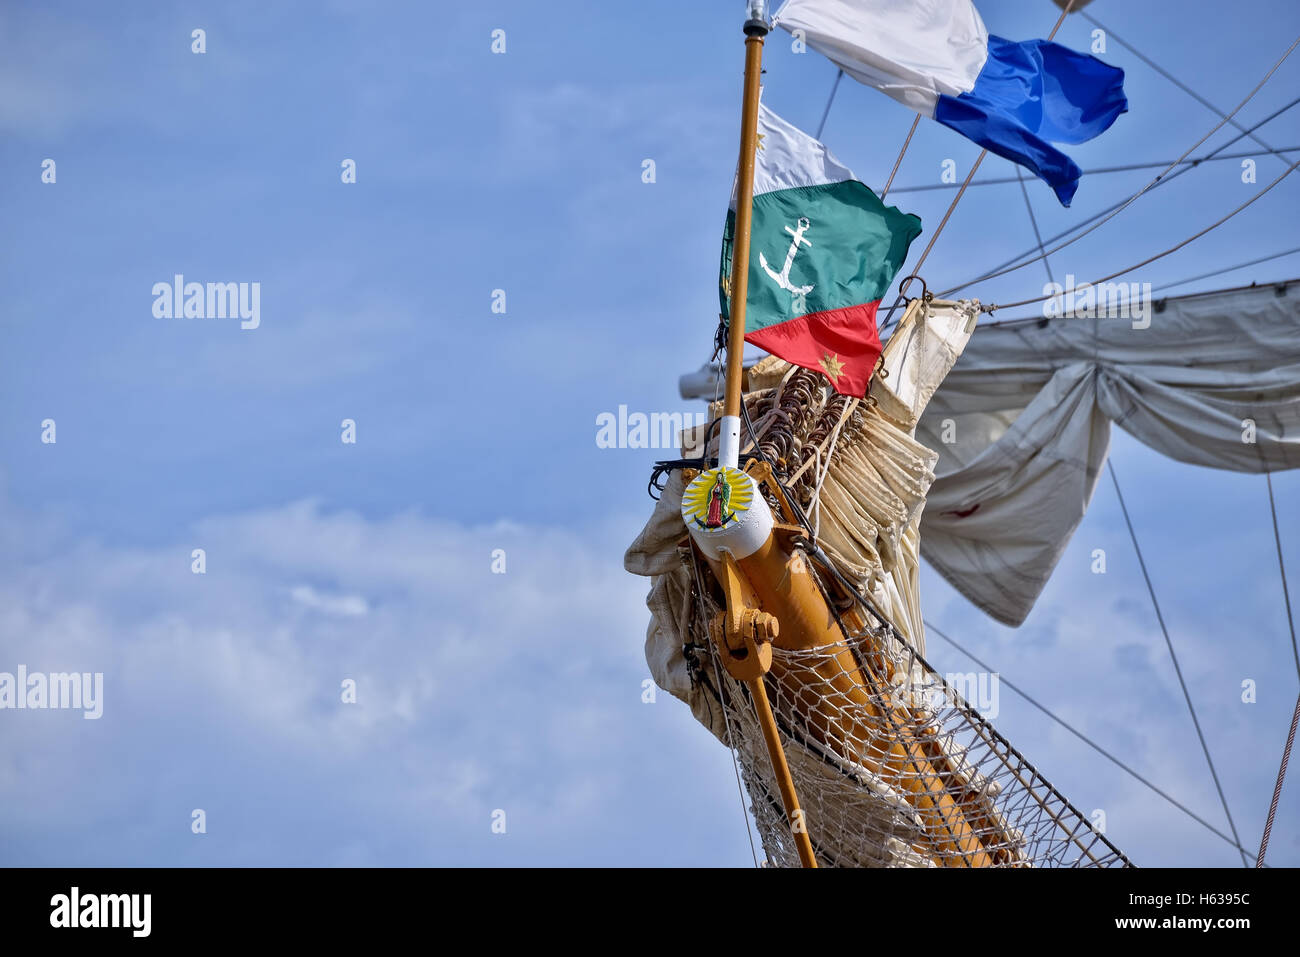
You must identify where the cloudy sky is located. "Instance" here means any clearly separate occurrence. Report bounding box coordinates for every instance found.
[2,0,1298,867]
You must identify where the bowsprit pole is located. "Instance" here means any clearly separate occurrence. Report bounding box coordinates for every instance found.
[719,1,769,471]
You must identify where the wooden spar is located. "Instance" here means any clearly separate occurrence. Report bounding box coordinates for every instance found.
[713,4,819,870]
[698,6,1004,869]
[686,0,1115,870]
[725,532,998,867]
[748,674,819,867]
[709,550,817,868]
[691,307,1016,867]
[719,9,767,471]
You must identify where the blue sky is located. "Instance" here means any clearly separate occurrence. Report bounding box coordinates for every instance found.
[1,0,1298,866]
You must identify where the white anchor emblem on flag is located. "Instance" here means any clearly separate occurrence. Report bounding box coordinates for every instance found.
[759,217,815,296]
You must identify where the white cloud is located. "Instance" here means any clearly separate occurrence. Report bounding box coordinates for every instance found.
[4,473,1290,866]
[289,584,369,617]
[0,496,752,865]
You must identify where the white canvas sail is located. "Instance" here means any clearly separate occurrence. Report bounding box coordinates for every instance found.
[917,281,1300,626]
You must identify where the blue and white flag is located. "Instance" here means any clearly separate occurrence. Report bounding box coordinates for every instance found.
[772,0,1127,206]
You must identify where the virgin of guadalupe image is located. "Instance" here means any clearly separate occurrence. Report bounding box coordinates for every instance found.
[700,471,732,529]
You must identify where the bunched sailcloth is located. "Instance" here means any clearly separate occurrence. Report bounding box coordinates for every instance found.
[916,282,1300,626]
[628,298,1131,867]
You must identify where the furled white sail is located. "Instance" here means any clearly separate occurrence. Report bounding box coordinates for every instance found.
[627,298,979,740]
[627,297,1129,867]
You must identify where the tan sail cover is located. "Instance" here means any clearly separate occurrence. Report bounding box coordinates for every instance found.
[626,299,1131,867]
[626,297,980,743]
[917,282,1300,626]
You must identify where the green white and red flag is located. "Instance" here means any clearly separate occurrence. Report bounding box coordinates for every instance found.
[720,103,922,397]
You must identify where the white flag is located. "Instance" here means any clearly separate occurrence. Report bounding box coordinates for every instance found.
[773,0,989,116]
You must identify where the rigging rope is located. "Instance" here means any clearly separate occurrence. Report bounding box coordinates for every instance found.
[924,619,1261,859]
[814,68,844,139]
[1015,167,1055,286]
[1108,459,1250,866]
[1271,474,1300,685]
[885,145,1300,194]
[1256,473,1300,866]
[876,0,1077,334]
[983,155,1300,312]
[1150,250,1300,295]
[1083,12,1296,171]
[944,97,1300,296]
[976,260,1299,328]
[939,34,1300,298]
[878,152,988,335]
[787,530,1133,866]
[879,116,921,201]
[1258,696,1299,867]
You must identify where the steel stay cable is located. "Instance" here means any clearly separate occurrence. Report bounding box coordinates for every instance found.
[1107,460,1250,866]
[1257,694,1299,867]
[876,0,1078,334]
[814,68,844,139]
[983,155,1300,312]
[973,258,1300,328]
[885,145,1300,194]
[947,96,1300,296]
[1016,166,1055,286]
[1256,472,1300,866]
[945,96,1300,296]
[939,43,1300,301]
[924,619,1260,859]
[880,116,921,201]
[1084,11,1295,170]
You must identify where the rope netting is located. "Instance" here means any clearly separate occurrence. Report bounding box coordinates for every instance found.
[682,361,1131,868]
[687,543,1131,868]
